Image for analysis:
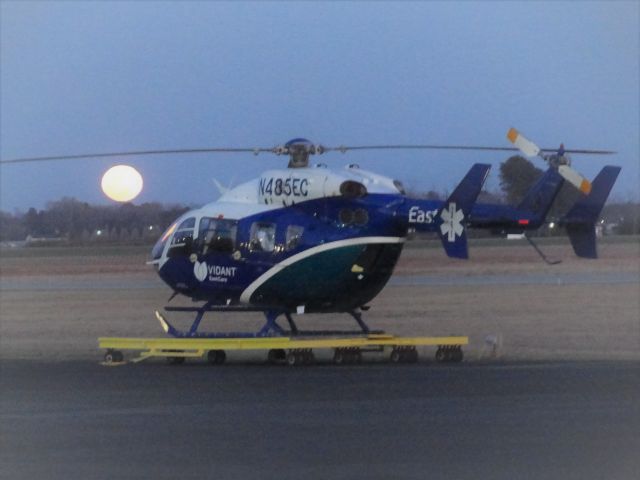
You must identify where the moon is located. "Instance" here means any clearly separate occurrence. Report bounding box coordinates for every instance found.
[101,165,143,202]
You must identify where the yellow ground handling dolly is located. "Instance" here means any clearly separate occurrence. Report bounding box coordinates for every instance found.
[99,334,468,366]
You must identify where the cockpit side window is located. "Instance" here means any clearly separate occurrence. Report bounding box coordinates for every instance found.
[151,221,178,260]
[198,218,238,254]
[285,225,304,251]
[167,217,196,258]
[177,217,195,230]
[249,222,276,252]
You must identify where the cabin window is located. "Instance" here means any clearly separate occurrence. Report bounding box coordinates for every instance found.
[354,208,369,226]
[339,208,354,225]
[249,222,276,252]
[338,208,368,226]
[198,218,238,254]
[285,225,304,251]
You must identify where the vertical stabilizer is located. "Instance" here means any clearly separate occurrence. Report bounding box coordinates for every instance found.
[437,163,491,259]
[561,166,621,258]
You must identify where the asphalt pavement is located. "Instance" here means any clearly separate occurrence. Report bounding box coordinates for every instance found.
[1,359,638,480]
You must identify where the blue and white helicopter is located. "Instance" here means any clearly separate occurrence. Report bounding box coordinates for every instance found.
[143,128,619,339]
[2,128,620,339]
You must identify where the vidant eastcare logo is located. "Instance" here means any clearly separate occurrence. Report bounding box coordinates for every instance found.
[440,202,464,242]
[193,260,208,281]
[193,260,237,283]
[408,205,439,224]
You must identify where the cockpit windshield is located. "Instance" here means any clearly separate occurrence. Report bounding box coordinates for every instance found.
[151,221,178,260]
[150,216,196,260]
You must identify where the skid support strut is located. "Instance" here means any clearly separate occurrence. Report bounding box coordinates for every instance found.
[349,310,370,334]
[158,305,289,338]
[187,302,209,336]
[257,310,287,337]
[284,313,299,335]
[157,305,382,338]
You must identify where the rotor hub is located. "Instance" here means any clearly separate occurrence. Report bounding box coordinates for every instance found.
[545,153,571,168]
[275,138,325,168]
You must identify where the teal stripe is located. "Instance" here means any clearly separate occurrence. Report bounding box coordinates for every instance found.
[250,245,365,304]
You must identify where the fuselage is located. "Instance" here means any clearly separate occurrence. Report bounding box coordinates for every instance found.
[150,165,415,312]
[149,164,522,313]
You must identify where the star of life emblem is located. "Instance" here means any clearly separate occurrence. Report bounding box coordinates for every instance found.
[440,202,464,242]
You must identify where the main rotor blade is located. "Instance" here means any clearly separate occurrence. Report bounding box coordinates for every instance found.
[1,143,615,165]
[323,144,615,155]
[0,147,274,164]
[326,145,520,153]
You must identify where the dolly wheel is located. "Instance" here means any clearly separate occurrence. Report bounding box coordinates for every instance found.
[268,349,278,364]
[216,350,227,364]
[354,350,362,364]
[104,350,123,364]
[333,350,345,365]
[303,351,315,365]
[407,349,419,364]
[208,350,226,365]
[286,351,298,366]
[268,349,286,364]
[453,347,463,363]
[435,347,446,363]
[390,349,401,363]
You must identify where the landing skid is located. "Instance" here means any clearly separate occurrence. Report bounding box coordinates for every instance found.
[155,303,383,339]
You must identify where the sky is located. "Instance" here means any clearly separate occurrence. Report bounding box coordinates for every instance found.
[1,1,638,212]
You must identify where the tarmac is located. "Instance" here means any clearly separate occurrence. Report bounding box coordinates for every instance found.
[1,359,638,480]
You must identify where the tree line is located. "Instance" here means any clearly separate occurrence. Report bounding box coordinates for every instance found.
[0,199,189,244]
[1,157,638,244]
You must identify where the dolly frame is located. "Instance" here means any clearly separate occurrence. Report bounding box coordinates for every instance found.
[99,334,468,365]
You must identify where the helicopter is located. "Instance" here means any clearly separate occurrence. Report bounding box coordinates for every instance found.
[1,128,620,338]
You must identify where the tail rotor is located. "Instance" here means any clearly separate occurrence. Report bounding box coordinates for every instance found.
[506,128,598,195]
